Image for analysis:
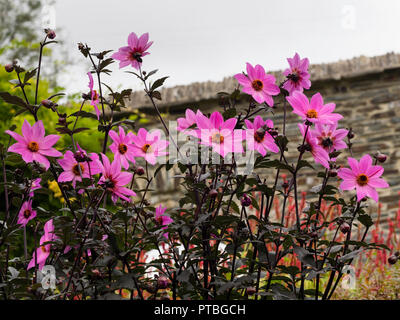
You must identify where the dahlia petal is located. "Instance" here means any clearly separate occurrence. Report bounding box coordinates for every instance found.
[5,130,26,144]
[234,73,250,86]
[347,157,359,174]
[359,154,372,173]
[338,168,355,180]
[58,171,75,183]
[340,179,356,190]
[365,186,379,203]
[32,153,50,170]
[356,186,368,202]
[210,111,223,129]
[22,120,33,140]
[221,118,237,131]
[138,33,149,49]
[41,134,60,149]
[246,63,256,80]
[128,32,139,49]
[39,148,62,157]
[244,119,253,129]
[368,178,389,189]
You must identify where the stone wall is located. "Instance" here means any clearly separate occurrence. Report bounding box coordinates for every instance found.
[127,52,400,226]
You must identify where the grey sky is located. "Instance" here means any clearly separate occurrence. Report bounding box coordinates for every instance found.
[53,0,400,93]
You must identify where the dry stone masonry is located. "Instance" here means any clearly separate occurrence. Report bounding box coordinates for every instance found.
[127,52,400,226]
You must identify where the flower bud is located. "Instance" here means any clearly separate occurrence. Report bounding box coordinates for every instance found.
[45,28,56,39]
[310,231,318,238]
[375,152,387,163]
[340,222,350,234]
[4,64,14,73]
[347,128,354,140]
[328,169,338,177]
[41,99,53,108]
[281,181,289,189]
[157,276,169,289]
[74,150,86,163]
[209,189,218,198]
[134,166,145,176]
[388,255,398,265]
[268,128,279,137]
[58,116,67,126]
[241,194,252,207]
[246,287,256,295]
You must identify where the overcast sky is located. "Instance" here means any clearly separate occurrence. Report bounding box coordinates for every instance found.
[51,0,400,94]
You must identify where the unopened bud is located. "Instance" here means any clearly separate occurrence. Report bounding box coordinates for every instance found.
[375,152,387,163]
[157,276,168,289]
[328,169,338,177]
[4,64,14,73]
[246,287,256,295]
[45,29,56,39]
[347,128,354,140]
[58,116,67,126]
[241,194,252,207]
[209,189,218,198]
[135,166,145,176]
[41,99,53,108]
[388,255,398,265]
[340,222,350,234]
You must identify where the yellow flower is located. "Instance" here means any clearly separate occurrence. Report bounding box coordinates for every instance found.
[47,180,76,203]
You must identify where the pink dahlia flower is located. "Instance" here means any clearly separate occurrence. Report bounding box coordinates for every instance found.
[234,63,280,106]
[298,123,330,169]
[244,116,279,156]
[112,32,153,70]
[338,154,389,202]
[27,219,57,270]
[130,128,169,165]
[29,177,42,197]
[57,150,102,187]
[155,204,173,239]
[196,111,243,157]
[109,126,136,170]
[311,123,348,155]
[17,199,37,227]
[282,53,311,95]
[88,72,100,120]
[6,120,62,170]
[177,109,205,137]
[287,91,343,125]
[98,154,136,203]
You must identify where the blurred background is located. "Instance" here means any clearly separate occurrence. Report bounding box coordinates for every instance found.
[1,0,400,298]
[2,0,400,92]
[0,0,399,202]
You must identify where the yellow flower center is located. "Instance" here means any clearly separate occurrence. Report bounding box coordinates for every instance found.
[356,174,369,186]
[118,143,128,154]
[211,133,224,144]
[142,144,151,153]
[252,79,263,91]
[28,141,39,152]
[306,109,318,119]
[41,246,47,253]
[72,163,85,176]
